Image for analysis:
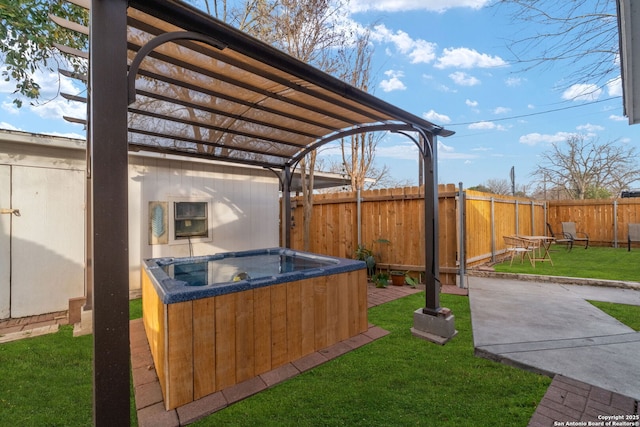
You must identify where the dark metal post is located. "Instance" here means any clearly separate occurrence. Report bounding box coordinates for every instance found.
[90,0,130,425]
[422,132,440,314]
[282,165,292,248]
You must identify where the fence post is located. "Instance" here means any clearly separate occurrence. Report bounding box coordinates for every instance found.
[614,199,618,248]
[491,197,496,262]
[515,199,519,235]
[531,201,535,235]
[458,182,466,289]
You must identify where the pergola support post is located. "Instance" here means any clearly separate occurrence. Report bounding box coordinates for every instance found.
[410,131,457,345]
[282,165,292,248]
[90,0,130,424]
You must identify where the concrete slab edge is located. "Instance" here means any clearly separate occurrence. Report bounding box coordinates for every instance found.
[468,271,640,290]
[0,324,59,344]
[474,347,556,379]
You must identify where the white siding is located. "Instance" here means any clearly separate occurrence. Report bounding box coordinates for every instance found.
[11,166,85,317]
[0,166,10,318]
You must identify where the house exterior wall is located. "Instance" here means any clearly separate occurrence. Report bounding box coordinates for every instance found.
[0,130,279,319]
[127,155,280,293]
[0,132,86,318]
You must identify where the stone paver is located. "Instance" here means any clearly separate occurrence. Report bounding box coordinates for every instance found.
[528,375,639,427]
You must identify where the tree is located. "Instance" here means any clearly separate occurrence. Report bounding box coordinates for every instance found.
[532,135,640,199]
[336,29,384,191]
[495,0,619,92]
[468,179,530,197]
[264,0,351,251]
[0,0,88,107]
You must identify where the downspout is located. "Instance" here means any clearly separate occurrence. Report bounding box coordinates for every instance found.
[357,188,362,247]
[282,165,292,248]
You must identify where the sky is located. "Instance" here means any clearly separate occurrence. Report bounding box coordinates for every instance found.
[1,0,637,191]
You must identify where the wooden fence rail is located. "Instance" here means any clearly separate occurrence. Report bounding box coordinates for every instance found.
[284,184,640,286]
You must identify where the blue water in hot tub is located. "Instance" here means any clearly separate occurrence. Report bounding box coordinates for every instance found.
[162,253,336,286]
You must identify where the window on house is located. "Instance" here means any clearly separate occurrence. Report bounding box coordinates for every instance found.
[174,201,208,239]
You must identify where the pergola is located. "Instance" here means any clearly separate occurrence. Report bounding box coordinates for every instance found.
[80,0,454,424]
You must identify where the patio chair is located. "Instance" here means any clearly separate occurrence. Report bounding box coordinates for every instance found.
[546,222,573,251]
[628,223,640,251]
[561,222,589,249]
[503,235,534,267]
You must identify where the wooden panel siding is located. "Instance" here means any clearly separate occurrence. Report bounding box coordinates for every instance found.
[143,268,368,410]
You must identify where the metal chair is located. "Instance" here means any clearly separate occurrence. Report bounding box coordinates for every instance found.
[561,222,589,249]
[546,222,573,251]
[503,235,534,267]
[628,223,640,251]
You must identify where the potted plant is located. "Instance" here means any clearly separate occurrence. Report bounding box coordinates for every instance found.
[389,271,405,286]
[389,270,419,287]
[371,272,389,288]
[354,238,390,277]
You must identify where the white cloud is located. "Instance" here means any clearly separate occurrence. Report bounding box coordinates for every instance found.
[435,47,507,69]
[0,122,21,131]
[349,0,490,13]
[606,76,622,97]
[576,123,604,133]
[409,39,439,63]
[437,84,457,93]
[561,84,602,102]
[371,24,437,64]
[423,109,451,124]
[609,114,626,122]
[468,121,506,131]
[0,68,86,122]
[519,132,576,146]
[493,106,511,115]
[527,104,535,109]
[465,99,478,107]
[449,71,480,86]
[380,70,407,92]
[437,141,477,160]
[505,77,523,87]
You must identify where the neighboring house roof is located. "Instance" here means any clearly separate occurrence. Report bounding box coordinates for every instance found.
[617,0,640,124]
[0,129,356,190]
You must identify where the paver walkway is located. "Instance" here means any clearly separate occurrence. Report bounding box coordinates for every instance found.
[529,375,638,427]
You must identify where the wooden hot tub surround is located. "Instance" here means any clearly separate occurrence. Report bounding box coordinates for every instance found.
[142,250,367,410]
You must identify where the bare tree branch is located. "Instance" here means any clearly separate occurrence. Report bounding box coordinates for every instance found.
[495,0,619,91]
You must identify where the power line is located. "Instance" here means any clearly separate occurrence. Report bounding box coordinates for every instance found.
[447,96,622,127]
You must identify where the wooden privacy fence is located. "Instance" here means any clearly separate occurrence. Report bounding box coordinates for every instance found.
[287,184,461,285]
[547,199,640,247]
[285,185,640,286]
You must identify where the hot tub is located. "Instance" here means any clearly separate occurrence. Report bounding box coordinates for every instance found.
[141,248,368,410]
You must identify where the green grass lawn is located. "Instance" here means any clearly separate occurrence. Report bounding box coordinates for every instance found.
[3,290,638,426]
[0,293,552,427]
[588,300,640,331]
[194,293,550,426]
[494,246,640,282]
